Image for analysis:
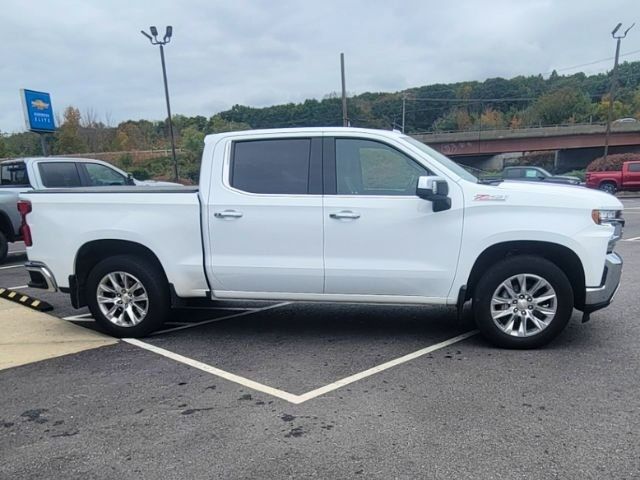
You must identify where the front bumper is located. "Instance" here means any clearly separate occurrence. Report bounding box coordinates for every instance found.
[583,252,623,314]
[25,262,58,292]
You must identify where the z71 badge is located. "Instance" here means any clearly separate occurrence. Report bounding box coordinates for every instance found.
[474,194,508,202]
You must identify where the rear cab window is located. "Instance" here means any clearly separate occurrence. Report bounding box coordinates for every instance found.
[230,138,312,194]
[38,162,82,188]
[504,169,522,178]
[0,162,30,187]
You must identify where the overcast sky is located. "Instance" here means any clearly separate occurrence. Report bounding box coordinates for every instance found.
[1,0,639,132]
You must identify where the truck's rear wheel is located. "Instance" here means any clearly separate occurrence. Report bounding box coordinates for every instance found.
[86,255,169,337]
[599,182,617,195]
[473,255,573,349]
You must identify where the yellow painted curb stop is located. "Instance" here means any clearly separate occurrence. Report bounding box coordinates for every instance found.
[0,287,53,312]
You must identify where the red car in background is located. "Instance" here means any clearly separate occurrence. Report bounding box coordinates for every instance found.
[585,160,640,194]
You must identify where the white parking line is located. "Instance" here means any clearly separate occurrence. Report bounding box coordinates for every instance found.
[62,313,94,321]
[124,337,300,403]
[622,236,640,241]
[124,329,478,404]
[294,330,479,403]
[152,302,291,335]
[8,285,28,290]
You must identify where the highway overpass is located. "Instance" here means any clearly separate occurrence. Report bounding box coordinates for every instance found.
[413,123,640,157]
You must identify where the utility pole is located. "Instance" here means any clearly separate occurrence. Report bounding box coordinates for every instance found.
[401,95,406,133]
[340,53,348,127]
[603,22,634,161]
[141,25,179,182]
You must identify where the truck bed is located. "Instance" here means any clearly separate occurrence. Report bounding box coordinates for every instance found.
[21,187,209,298]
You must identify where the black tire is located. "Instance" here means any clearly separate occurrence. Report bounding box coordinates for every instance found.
[599,182,617,195]
[86,254,170,337]
[0,232,8,264]
[473,255,574,349]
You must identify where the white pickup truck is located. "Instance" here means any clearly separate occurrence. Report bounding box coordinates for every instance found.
[21,128,624,348]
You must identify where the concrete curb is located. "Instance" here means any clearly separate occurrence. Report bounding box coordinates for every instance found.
[0,298,116,371]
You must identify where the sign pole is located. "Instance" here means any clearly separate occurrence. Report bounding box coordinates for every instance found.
[39,133,48,157]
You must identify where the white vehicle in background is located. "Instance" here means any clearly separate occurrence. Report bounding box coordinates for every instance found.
[0,157,179,261]
[21,128,624,348]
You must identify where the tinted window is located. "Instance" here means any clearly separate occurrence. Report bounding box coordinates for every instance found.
[335,139,427,195]
[504,169,522,178]
[38,162,82,188]
[85,163,127,186]
[0,162,29,186]
[231,139,310,194]
[629,163,640,172]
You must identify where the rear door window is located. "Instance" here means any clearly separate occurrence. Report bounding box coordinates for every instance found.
[629,163,640,172]
[38,162,82,188]
[231,138,311,194]
[0,162,30,187]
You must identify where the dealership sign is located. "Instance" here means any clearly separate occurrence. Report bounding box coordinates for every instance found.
[20,89,56,133]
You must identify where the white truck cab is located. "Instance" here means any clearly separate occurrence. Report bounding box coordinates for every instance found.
[21,128,624,348]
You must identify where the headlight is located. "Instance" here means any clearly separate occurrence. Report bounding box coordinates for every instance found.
[591,209,622,225]
[592,210,625,253]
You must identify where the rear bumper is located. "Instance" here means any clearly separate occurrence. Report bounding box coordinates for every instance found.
[25,262,58,292]
[583,252,623,313]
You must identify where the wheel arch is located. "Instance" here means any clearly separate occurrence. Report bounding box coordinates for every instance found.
[72,239,169,308]
[465,240,586,310]
[598,179,619,188]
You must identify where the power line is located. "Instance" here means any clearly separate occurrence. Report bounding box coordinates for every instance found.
[545,48,640,74]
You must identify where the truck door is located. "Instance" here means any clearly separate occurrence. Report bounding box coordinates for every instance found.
[625,162,640,190]
[322,136,464,298]
[207,135,324,294]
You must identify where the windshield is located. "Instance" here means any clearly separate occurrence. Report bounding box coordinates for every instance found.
[400,136,478,183]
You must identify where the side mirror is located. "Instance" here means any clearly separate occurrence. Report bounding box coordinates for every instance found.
[416,176,451,212]
[126,173,135,186]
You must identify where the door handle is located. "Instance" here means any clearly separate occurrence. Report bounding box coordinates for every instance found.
[329,210,360,220]
[214,210,243,219]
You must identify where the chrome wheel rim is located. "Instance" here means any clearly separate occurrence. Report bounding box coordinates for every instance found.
[97,272,149,327]
[490,273,557,337]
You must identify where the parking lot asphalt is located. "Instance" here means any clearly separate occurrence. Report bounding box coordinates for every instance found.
[1,198,639,479]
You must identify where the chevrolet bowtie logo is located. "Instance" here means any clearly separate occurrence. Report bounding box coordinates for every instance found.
[31,99,49,110]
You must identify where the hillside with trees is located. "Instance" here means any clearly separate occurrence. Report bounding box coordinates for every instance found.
[2,60,640,182]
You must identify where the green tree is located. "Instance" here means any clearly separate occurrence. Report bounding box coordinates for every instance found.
[55,106,86,154]
[0,134,7,158]
[530,88,591,125]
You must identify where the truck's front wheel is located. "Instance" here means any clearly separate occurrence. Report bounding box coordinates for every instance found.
[473,255,574,349]
[86,255,169,337]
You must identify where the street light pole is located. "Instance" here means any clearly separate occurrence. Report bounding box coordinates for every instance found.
[603,22,634,162]
[340,53,348,127]
[141,26,179,182]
